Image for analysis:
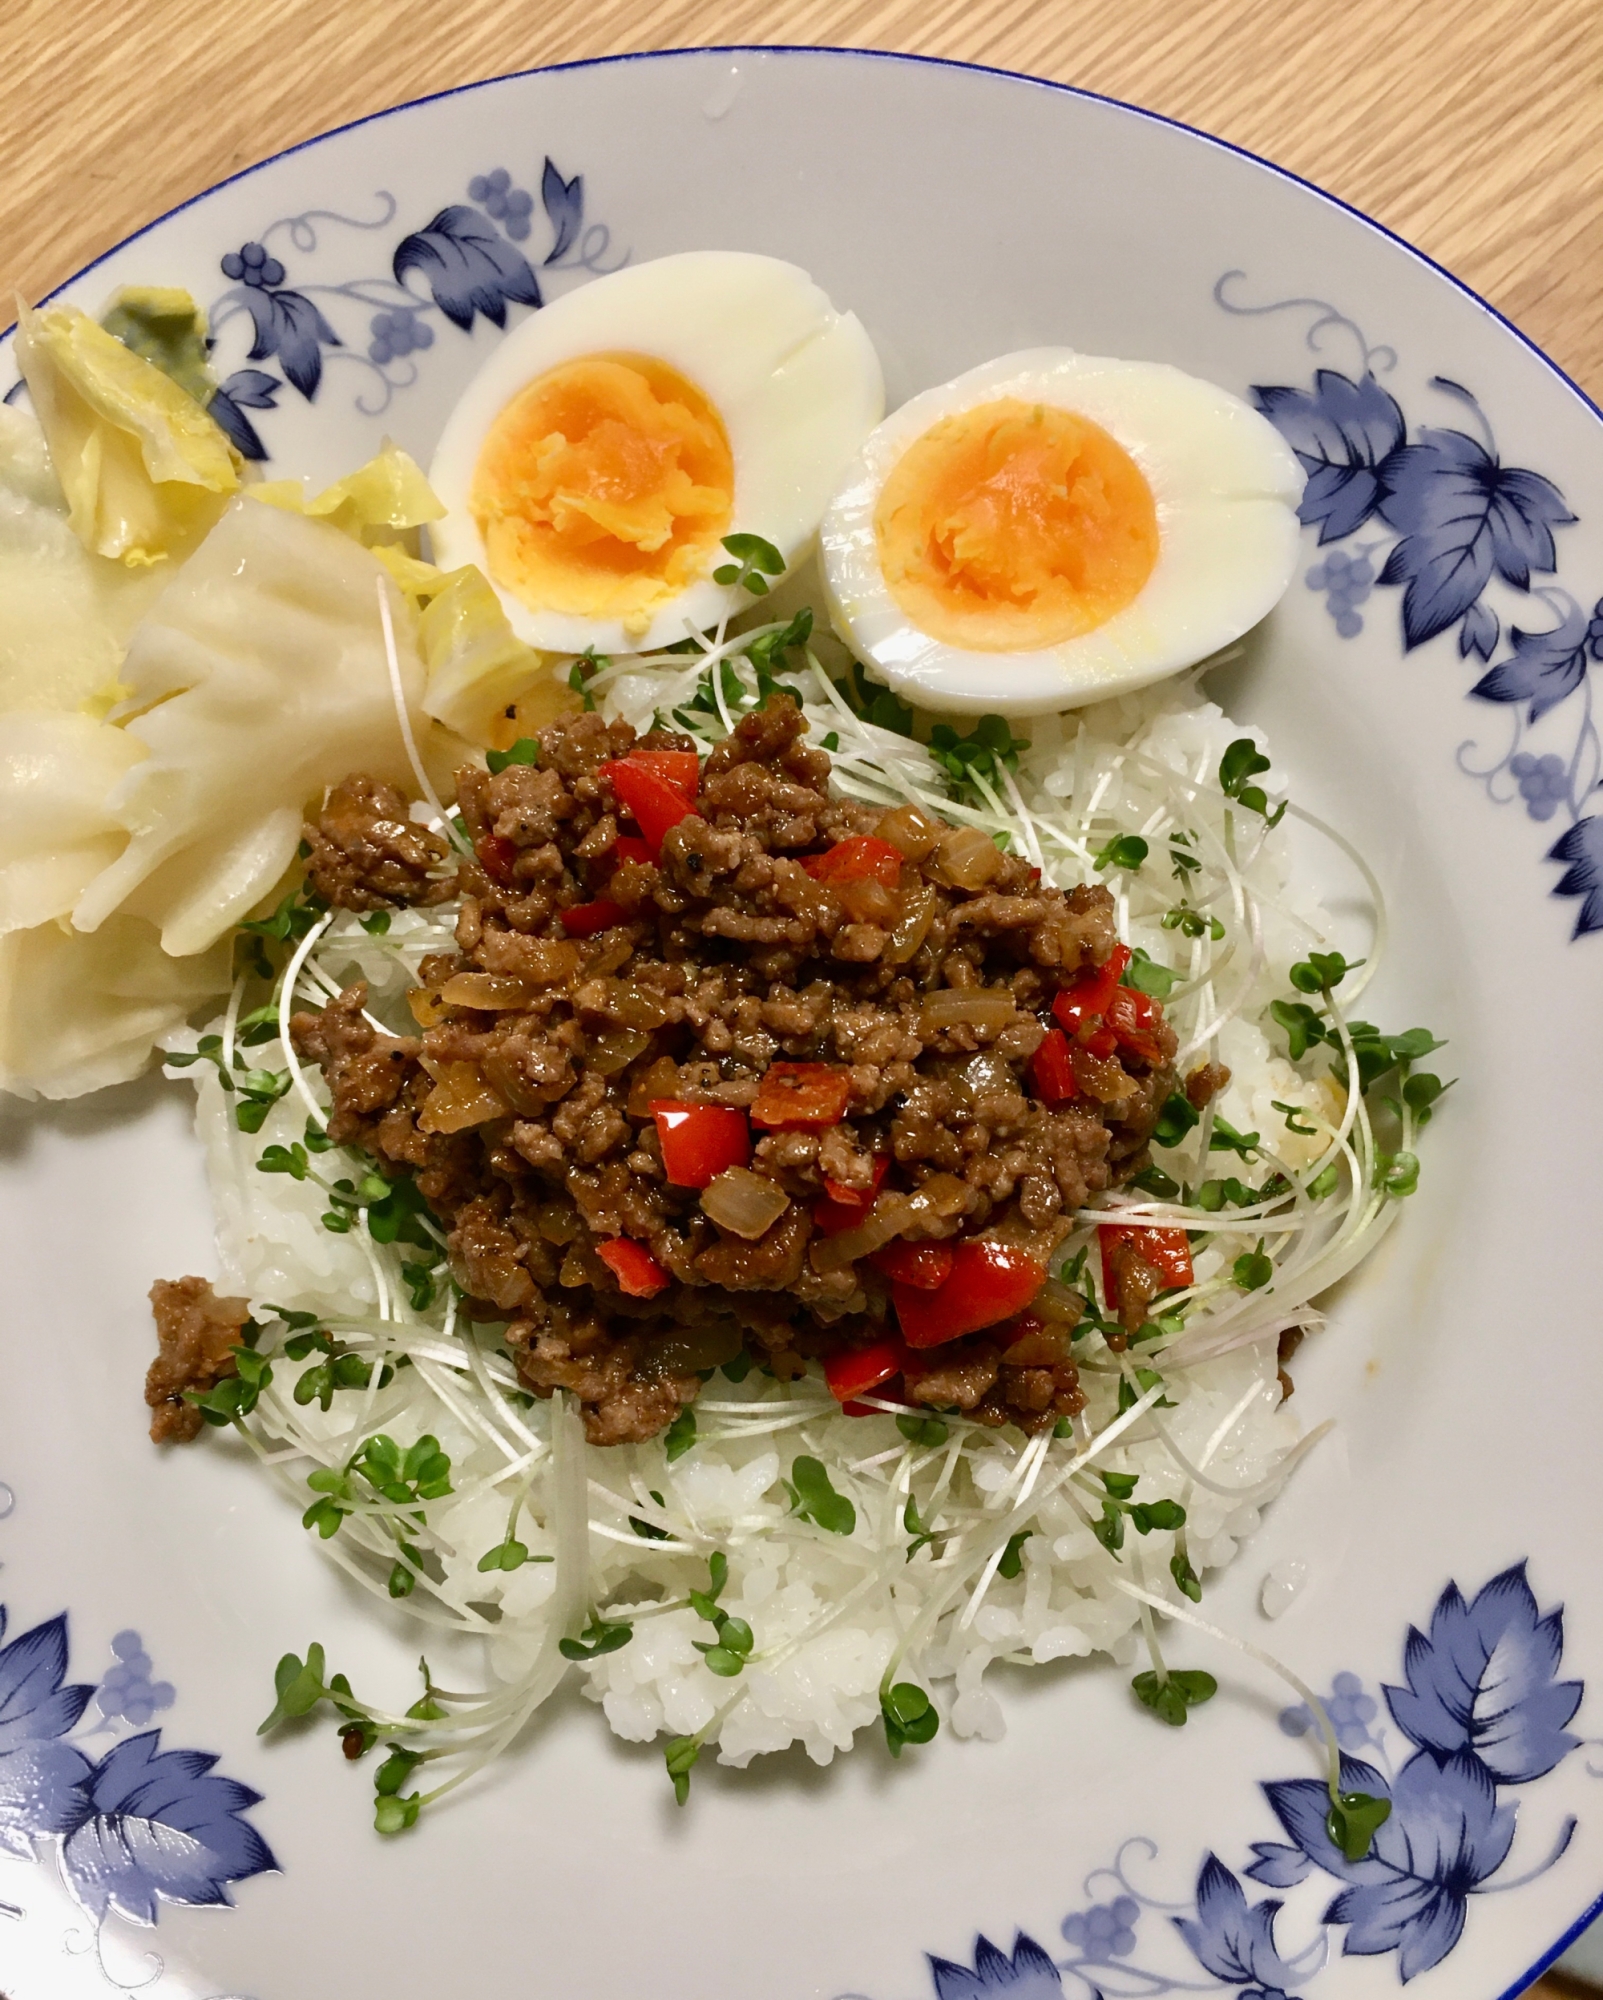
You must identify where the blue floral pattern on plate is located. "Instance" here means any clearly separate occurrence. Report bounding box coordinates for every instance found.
[93,1629,176,1730]
[869,1564,1590,1998]
[1216,273,1603,939]
[204,156,619,460]
[0,1504,275,1954]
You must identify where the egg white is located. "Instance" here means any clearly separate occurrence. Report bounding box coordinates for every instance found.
[429,252,884,657]
[818,349,1305,715]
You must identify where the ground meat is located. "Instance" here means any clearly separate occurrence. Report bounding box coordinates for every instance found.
[303,776,453,911]
[290,983,420,1149]
[897,1325,1084,1434]
[1104,1235,1167,1337]
[1185,1060,1232,1109]
[146,1277,251,1443]
[509,1317,700,1446]
[694,1203,811,1292]
[290,697,1181,1446]
[902,1339,1001,1411]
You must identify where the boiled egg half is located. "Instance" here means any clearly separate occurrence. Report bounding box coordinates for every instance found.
[819,350,1304,714]
[429,252,884,656]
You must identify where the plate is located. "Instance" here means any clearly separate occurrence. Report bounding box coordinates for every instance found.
[3,46,1602,2000]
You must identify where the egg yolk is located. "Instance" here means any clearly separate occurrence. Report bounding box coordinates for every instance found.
[470,353,734,633]
[873,399,1159,651]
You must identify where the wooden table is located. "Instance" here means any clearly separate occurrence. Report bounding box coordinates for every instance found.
[4,6,1600,1988]
[7,0,1602,401]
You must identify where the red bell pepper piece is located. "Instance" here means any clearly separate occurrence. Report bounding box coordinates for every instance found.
[1052,943,1132,1036]
[869,1240,955,1291]
[751,1061,853,1129]
[802,836,904,888]
[627,750,700,802]
[824,1334,910,1405]
[1027,1026,1079,1105]
[599,759,698,856]
[651,1102,751,1188]
[894,1240,1046,1349]
[475,833,518,884]
[597,1237,670,1299]
[1080,1025,1119,1061]
[814,1154,890,1234]
[1098,1223,1194,1310]
[559,898,626,937]
[1105,986,1167,1066]
[820,1154,889,1211]
[609,835,654,872]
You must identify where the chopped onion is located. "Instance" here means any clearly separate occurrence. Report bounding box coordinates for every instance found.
[885,883,936,964]
[534,1200,581,1244]
[915,1173,971,1218]
[440,972,538,1010]
[928,826,1003,889]
[810,1192,919,1270]
[416,1060,508,1133]
[407,986,447,1028]
[584,933,636,978]
[810,1175,968,1271]
[838,876,898,926]
[585,1027,653,1076]
[639,1322,745,1376]
[516,939,584,985]
[1070,1044,1138,1102]
[701,1166,791,1240]
[919,987,1017,1034]
[963,1050,1014,1095]
[1000,1324,1070,1366]
[875,802,942,861]
[480,1045,565,1116]
[579,977,673,1030]
[627,1055,682,1116]
[1034,1276,1085,1324]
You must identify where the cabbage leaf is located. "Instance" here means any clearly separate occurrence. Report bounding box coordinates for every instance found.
[0,913,229,1101]
[245,450,563,744]
[73,497,458,956]
[0,406,167,714]
[373,542,451,605]
[249,441,443,544]
[0,712,146,935]
[418,564,556,745]
[14,301,239,565]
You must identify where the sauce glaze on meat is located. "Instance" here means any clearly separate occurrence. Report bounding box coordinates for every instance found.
[289,697,1178,1445]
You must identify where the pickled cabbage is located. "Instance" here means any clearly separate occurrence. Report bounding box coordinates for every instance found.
[14,302,239,565]
[418,564,554,745]
[0,406,165,714]
[73,498,454,956]
[250,441,443,544]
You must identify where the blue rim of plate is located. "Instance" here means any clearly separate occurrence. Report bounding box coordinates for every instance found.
[5,43,1600,1992]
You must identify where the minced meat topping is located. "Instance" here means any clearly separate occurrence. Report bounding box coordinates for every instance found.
[146,1276,251,1443]
[289,697,1179,1446]
[303,775,454,911]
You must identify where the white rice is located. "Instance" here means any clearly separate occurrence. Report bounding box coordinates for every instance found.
[166,664,1387,1784]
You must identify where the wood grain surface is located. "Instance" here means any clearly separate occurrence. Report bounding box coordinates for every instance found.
[6,0,1603,402]
[3,5,1599,1990]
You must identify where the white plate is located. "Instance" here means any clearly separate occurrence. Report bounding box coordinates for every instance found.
[2,47,1602,2000]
